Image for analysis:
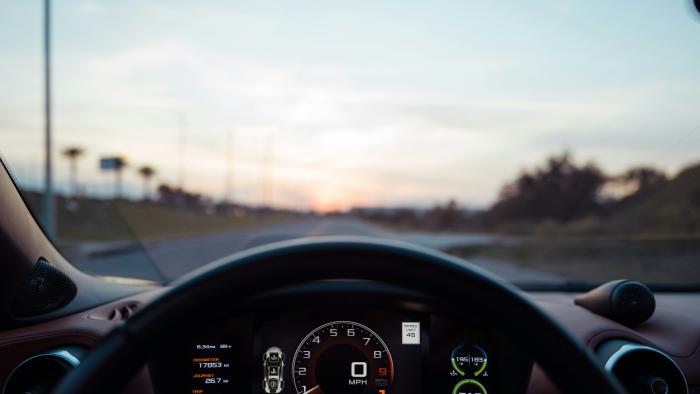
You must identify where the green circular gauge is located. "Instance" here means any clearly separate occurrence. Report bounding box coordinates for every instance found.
[451,343,487,377]
[452,379,488,394]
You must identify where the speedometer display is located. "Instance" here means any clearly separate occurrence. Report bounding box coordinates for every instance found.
[291,321,394,394]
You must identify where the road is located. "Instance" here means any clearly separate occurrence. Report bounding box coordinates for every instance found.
[70,217,565,284]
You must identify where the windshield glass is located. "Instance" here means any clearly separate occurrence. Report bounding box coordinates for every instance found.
[2,1,700,288]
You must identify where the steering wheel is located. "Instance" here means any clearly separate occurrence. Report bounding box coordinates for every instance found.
[52,237,625,394]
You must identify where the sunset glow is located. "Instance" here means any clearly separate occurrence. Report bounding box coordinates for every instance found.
[2,1,700,211]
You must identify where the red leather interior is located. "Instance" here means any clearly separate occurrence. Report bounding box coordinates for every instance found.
[0,289,697,393]
[527,293,700,393]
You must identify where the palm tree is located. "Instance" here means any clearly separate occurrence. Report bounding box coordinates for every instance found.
[137,165,156,201]
[61,147,84,197]
[113,157,127,199]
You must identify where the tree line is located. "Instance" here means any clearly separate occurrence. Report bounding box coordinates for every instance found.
[354,153,674,232]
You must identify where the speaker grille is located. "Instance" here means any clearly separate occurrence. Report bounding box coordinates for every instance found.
[12,259,77,317]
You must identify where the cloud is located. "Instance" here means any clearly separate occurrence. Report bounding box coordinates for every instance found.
[3,0,700,209]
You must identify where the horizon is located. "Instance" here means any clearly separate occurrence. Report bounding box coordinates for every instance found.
[8,155,700,214]
[2,0,700,212]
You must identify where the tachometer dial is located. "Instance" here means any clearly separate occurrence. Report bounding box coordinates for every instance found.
[292,321,394,394]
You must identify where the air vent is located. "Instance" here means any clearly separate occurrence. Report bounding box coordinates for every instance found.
[88,301,139,321]
[108,302,138,321]
[2,348,83,394]
[598,340,688,394]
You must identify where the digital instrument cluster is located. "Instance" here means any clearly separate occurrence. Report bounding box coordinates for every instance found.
[183,309,499,394]
[289,321,395,393]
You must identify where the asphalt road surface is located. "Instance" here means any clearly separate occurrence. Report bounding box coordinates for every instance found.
[71,217,565,284]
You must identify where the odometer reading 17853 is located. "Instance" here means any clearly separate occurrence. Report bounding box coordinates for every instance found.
[292,321,394,394]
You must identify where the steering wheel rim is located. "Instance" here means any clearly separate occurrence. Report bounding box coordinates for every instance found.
[52,237,625,394]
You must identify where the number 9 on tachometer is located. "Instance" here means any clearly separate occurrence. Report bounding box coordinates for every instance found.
[292,321,394,394]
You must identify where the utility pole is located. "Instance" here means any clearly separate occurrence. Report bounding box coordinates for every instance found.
[260,134,274,207]
[177,113,187,191]
[224,130,234,203]
[41,0,56,239]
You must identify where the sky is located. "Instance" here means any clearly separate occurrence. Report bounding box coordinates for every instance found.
[1,0,700,211]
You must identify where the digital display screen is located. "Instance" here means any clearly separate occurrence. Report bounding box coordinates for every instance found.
[252,309,426,394]
[429,315,496,394]
[184,310,500,394]
[186,318,252,394]
[189,341,235,394]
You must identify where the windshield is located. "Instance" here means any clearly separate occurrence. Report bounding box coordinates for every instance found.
[2,1,699,288]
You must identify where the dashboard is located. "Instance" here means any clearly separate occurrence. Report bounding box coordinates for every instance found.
[1,284,699,394]
[147,284,532,394]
